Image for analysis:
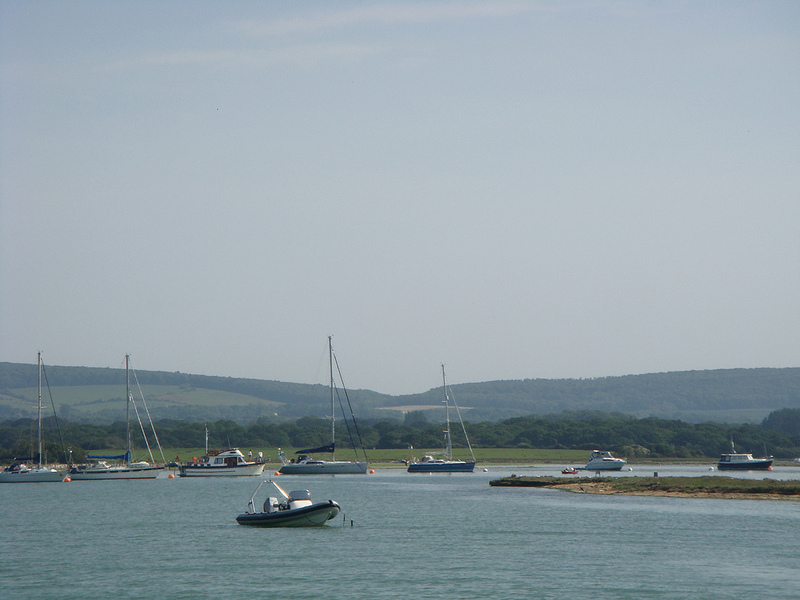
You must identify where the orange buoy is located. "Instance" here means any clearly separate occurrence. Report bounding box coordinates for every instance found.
[63,476,71,482]
[168,473,175,479]
[274,471,281,476]
[369,469,375,474]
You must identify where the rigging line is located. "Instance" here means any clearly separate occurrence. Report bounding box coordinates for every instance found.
[332,350,366,454]
[129,394,156,463]
[41,362,69,463]
[332,351,368,462]
[131,365,166,464]
[447,386,476,462]
[333,383,362,463]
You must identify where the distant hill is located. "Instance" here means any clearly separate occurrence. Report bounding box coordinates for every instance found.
[1,361,799,424]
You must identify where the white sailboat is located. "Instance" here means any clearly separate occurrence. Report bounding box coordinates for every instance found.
[407,364,476,473]
[1,353,67,483]
[68,355,165,480]
[279,337,368,474]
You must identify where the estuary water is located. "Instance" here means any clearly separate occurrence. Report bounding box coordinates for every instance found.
[2,465,799,600]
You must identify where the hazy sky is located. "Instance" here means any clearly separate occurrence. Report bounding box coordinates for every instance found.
[2,1,798,395]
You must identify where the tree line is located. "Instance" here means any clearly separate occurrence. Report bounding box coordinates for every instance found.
[2,409,799,463]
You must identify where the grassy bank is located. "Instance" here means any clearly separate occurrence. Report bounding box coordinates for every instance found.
[489,475,800,499]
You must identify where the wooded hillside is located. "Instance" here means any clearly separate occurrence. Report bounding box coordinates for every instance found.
[2,361,799,424]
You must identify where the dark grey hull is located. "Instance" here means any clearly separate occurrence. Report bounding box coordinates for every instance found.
[236,501,341,527]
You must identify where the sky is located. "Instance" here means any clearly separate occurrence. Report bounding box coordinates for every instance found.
[1,1,799,396]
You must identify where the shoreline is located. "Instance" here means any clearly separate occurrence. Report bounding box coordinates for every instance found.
[554,480,800,501]
[489,475,800,501]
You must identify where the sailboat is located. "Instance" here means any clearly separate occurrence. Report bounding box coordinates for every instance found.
[0,353,67,483]
[278,337,368,474]
[68,355,165,480]
[407,364,476,473]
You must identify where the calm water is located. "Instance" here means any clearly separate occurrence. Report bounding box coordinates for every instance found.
[2,465,800,600]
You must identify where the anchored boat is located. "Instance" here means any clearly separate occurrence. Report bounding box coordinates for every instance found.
[583,450,626,471]
[278,336,368,475]
[236,479,341,527]
[407,364,476,473]
[1,353,67,484]
[717,439,773,471]
[68,355,165,480]
[179,447,265,477]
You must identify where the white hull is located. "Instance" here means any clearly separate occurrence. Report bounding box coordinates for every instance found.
[180,463,265,477]
[584,461,625,471]
[3,354,68,484]
[278,337,370,476]
[0,468,66,483]
[279,461,368,475]
[68,466,164,480]
[584,450,626,471]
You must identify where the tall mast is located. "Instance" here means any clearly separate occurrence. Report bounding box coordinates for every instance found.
[125,354,131,465]
[37,352,43,468]
[329,335,335,461]
[442,364,452,461]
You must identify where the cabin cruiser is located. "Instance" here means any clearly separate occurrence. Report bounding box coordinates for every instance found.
[717,440,773,471]
[584,450,626,471]
[179,448,265,477]
[717,453,773,471]
[236,480,341,527]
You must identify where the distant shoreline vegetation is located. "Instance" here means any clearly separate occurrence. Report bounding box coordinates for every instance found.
[1,410,799,464]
